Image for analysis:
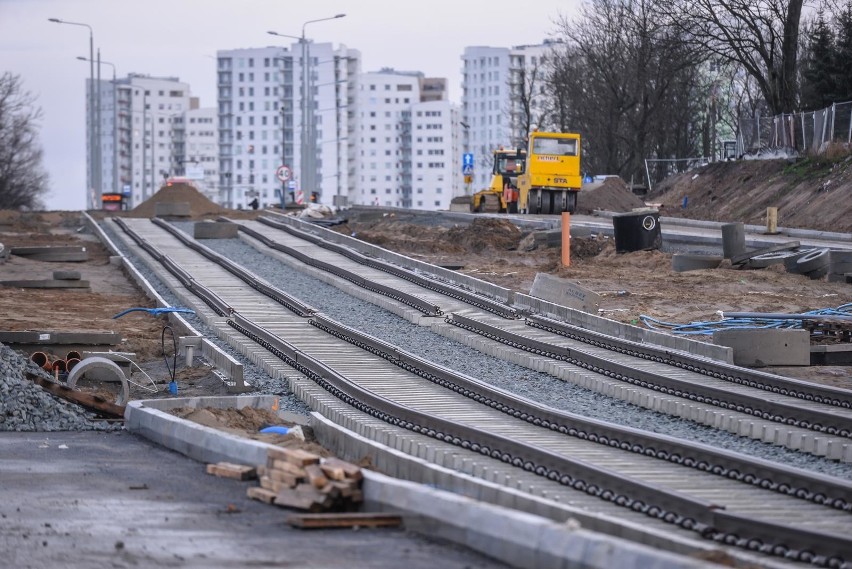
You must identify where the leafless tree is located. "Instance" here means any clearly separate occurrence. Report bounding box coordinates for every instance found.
[505,56,551,146]
[659,0,804,114]
[547,0,706,182]
[0,73,49,210]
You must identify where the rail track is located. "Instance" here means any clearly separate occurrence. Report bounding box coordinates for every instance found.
[104,216,852,568]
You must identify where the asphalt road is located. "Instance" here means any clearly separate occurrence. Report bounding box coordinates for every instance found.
[0,431,508,569]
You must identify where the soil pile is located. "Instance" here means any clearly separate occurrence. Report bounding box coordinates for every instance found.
[576,177,647,214]
[649,152,852,232]
[127,183,226,218]
[446,218,522,253]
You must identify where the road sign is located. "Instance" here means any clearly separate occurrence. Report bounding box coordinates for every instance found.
[463,153,474,168]
[462,165,474,176]
[276,165,292,182]
[464,175,473,184]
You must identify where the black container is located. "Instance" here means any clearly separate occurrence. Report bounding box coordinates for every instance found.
[612,210,662,253]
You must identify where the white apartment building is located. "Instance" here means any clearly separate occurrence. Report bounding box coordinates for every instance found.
[217,44,359,210]
[461,42,554,191]
[355,69,462,209]
[172,105,219,204]
[103,75,192,210]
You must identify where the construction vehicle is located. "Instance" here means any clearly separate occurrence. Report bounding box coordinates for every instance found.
[471,147,527,213]
[517,131,582,214]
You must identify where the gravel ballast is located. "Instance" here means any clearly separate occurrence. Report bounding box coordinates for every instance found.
[0,344,120,432]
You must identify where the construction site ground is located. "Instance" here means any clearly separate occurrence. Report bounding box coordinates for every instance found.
[0,158,850,407]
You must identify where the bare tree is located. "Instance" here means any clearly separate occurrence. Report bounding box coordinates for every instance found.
[506,55,551,146]
[660,0,804,114]
[547,0,706,181]
[0,73,49,210]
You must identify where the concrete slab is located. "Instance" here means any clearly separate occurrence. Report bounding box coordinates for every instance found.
[194,220,239,239]
[713,328,811,367]
[530,272,601,313]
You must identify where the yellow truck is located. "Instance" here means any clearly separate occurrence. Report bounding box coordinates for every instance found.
[517,131,582,214]
[471,147,527,213]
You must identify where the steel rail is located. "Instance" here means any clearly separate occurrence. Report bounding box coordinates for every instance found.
[311,314,852,512]
[248,216,519,319]
[449,313,852,438]
[230,220,443,317]
[528,314,852,410]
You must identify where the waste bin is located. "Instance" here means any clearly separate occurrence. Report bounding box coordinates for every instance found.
[612,210,662,253]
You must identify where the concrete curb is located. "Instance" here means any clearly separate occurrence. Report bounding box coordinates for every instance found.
[124,394,723,569]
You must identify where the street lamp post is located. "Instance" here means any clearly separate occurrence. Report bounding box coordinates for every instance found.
[77,56,118,198]
[268,13,345,206]
[49,17,97,208]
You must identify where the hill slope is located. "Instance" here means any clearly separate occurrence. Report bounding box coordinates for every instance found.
[648,153,852,233]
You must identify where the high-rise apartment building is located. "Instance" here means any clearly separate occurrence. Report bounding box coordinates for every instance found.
[461,42,553,190]
[355,69,462,209]
[172,104,220,204]
[216,44,359,210]
[92,74,191,210]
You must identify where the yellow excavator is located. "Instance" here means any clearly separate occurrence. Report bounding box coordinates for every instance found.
[471,147,527,213]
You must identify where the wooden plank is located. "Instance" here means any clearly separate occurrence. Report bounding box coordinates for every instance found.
[304,464,329,489]
[268,459,307,477]
[206,462,257,481]
[274,488,324,511]
[266,469,301,488]
[322,457,363,480]
[286,513,403,529]
[268,447,321,467]
[246,486,277,504]
[25,372,124,418]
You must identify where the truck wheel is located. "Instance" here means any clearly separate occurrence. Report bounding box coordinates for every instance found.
[565,192,577,214]
[529,190,541,214]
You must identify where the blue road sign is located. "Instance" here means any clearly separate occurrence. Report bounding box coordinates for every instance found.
[463,153,474,168]
[462,165,473,175]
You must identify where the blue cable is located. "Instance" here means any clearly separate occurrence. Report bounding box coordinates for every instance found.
[639,303,851,336]
[113,307,196,319]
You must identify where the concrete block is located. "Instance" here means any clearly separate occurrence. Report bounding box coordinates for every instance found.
[530,272,601,313]
[713,328,810,367]
[154,201,191,217]
[193,220,239,239]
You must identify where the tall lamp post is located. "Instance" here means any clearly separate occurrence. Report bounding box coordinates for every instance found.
[77,56,117,199]
[268,13,345,205]
[49,17,97,209]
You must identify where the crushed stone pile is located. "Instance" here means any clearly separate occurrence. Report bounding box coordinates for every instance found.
[0,343,120,432]
[127,183,226,218]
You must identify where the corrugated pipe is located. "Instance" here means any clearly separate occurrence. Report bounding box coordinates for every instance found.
[30,352,51,371]
[65,358,81,372]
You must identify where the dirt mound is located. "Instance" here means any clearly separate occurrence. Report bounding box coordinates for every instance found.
[649,154,852,232]
[127,183,226,218]
[447,217,521,253]
[576,177,647,215]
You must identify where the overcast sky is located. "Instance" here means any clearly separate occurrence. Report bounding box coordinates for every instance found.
[1,0,578,210]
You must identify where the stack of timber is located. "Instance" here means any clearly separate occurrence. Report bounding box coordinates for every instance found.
[246,447,363,512]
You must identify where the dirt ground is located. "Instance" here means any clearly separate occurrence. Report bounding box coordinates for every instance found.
[0,171,850,402]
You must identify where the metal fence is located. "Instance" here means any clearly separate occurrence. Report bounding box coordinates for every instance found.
[738,100,852,155]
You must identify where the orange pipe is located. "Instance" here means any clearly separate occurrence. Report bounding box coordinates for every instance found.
[31,352,51,371]
[51,359,67,373]
[65,350,82,361]
[65,358,81,372]
[561,212,571,267]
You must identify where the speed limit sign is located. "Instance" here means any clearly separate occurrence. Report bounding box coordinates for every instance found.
[276,165,292,182]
